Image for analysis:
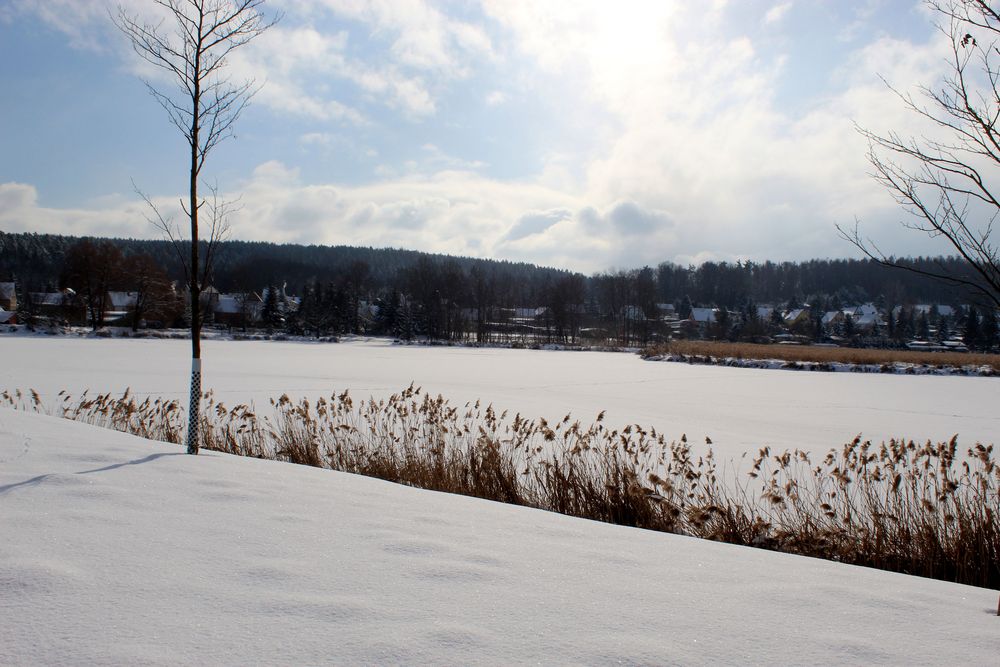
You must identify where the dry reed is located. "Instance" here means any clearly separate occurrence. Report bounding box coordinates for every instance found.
[4,386,997,589]
[644,340,1000,373]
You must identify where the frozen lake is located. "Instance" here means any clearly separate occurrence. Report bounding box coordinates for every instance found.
[2,336,996,456]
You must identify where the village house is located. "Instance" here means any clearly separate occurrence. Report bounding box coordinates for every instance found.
[821,310,844,327]
[106,291,138,324]
[28,290,79,321]
[842,304,883,331]
[0,282,16,311]
[687,307,717,325]
[212,292,263,328]
[783,308,811,327]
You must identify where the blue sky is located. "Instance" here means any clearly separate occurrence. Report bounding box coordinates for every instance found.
[0,1,954,272]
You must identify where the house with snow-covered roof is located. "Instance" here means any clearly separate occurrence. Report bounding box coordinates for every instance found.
[27,290,79,322]
[821,311,844,326]
[0,282,16,311]
[212,292,262,327]
[512,307,547,319]
[688,307,717,324]
[783,308,810,326]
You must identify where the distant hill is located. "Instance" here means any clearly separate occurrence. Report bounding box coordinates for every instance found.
[0,229,986,310]
[0,231,576,298]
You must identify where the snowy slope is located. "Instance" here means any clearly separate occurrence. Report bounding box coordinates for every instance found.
[1,337,997,456]
[1,410,996,665]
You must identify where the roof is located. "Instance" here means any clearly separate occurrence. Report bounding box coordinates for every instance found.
[689,307,717,323]
[214,295,242,314]
[107,292,137,309]
[30,292,66,306]
[214,293,261,314]
[845,304,879,317]
[854,313,880,326]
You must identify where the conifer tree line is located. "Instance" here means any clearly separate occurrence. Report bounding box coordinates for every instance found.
[1,230,996,348]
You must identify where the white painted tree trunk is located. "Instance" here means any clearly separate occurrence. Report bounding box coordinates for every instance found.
[186,358,201,454]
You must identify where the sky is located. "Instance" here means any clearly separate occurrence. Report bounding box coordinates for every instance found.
[0,0,960,273]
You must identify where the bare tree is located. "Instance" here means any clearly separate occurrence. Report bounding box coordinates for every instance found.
[115,0,276,454]
[842,0,1000,310]
[121,252,177,330]
[62,240,125,330]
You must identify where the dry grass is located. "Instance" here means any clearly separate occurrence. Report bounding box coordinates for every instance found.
[4,386,997,589]
[644,339,1000,372]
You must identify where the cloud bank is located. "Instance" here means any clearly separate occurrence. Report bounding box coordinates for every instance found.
[2,1,958,272]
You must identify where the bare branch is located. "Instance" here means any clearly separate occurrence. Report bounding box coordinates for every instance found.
[852,0,1000,309]
[131,180,191,286]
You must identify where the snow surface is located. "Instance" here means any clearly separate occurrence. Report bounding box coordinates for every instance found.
[1,337,996,457]
[1,409,997,665]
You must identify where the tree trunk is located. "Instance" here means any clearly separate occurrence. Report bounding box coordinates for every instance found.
[186,44,202,456]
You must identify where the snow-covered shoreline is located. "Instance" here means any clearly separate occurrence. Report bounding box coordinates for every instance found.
[2,409,997,665]
[645,352,999,377]
[7,324,996,377]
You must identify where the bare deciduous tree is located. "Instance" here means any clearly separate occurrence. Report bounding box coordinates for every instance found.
[62,240,124,331]
[121,252,177,331]
[115,0,276,453]
[841,0,1000,310]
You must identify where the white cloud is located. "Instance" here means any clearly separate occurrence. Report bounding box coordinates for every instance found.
[476,1,957,266]
[0,182,174,239]
[316,0,493,76]
[299,132,335,146]
[764,2,793,25]
[485,90,507,106]
[4,1,967,272]
[504,209,573,241]
[7,0,149,51]
[14,0,471,121]
[419,144,488,171]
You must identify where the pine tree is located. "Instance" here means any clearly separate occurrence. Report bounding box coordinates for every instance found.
[981,309,998,351]
[261,284,281,332]
[917,311,930,340]
[842,313,856,340]
[963,307,981,349]
[812,312,825,342]
[677,294,693,320]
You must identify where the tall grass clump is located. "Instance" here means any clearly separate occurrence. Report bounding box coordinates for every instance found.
[6,386,998,589]
[2,389,185,444]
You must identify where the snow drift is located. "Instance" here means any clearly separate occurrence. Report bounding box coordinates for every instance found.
[1,410,996,665]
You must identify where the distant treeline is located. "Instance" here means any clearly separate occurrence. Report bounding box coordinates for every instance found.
[0,230,983,311]
[0,232,569,305]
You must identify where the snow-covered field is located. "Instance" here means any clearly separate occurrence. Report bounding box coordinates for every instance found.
[1,336,996,456]
[1,409,997,665]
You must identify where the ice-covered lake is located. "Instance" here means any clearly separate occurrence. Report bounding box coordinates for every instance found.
[2,336,996,456]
